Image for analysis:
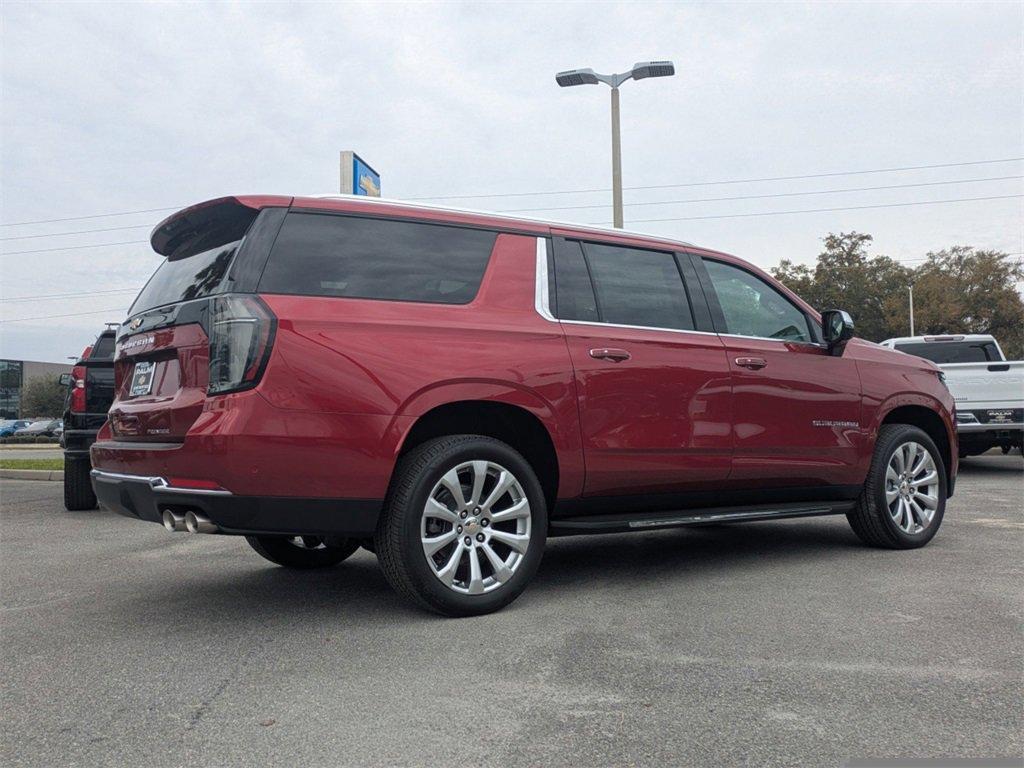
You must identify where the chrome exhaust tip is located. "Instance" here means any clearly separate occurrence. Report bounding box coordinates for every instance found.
[162,509,186,532]
[184,511,219,534]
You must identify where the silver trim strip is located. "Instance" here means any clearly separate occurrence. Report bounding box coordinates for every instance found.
[535,237,556,322]
[90,469,233,496]
[628,506,833,528]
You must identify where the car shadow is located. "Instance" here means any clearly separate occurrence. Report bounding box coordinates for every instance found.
[120,517,868,624]
[957,454,1023,475]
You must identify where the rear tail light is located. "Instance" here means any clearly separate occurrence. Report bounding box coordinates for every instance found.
[69,365,87,413]
[207,295,275,395]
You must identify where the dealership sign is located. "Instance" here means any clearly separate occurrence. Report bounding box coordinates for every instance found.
[340,151,381,197]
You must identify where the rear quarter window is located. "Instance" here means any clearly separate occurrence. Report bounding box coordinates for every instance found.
[895,341,1000,363]
[259,213,497,305]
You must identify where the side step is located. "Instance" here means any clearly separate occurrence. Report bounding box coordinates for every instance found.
[549,501,855,536]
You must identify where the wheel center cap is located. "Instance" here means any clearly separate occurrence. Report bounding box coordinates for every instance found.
[464,517,481,535]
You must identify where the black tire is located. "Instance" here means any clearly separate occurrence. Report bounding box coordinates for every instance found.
[847,424,947,549]
[63,456,97,511]
[375,435,548,617]
[245,535,360,569]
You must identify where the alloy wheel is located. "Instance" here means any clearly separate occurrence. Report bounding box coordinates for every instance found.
[885,441,940,534]
[420,460,532,595]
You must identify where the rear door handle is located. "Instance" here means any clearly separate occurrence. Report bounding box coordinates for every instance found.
[589,347,631,362]
[735,356,768,370]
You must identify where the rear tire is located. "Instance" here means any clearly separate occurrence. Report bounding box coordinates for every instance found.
[375,435,547,617]
[63,456,97,511]
[246,535,360,569]
[847,424,946,549]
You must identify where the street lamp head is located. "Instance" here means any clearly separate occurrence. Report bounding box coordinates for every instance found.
[555,68,600,87]
[630,60,675,80]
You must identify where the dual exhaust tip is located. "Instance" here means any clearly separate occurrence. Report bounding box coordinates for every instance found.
[162,509,218,534]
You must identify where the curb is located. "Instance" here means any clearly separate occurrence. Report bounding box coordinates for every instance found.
[0,469,62,482]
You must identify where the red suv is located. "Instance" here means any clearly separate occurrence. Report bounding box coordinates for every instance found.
[91,195,957,616]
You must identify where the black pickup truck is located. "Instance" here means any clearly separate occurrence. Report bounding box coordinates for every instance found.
[61,327,117,510]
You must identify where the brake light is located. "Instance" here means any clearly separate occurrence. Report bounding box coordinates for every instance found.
[207,295,275,395]
[69,365,87,413]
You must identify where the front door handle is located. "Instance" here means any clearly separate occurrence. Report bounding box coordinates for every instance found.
[589,347,631,363]
[735,356,768,370]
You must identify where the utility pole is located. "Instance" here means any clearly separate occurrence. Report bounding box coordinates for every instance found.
[908,285,915,336]
[555,61,675,229]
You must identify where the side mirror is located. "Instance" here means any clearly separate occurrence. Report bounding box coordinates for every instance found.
[58,373,72,386]
[821,309,855,355]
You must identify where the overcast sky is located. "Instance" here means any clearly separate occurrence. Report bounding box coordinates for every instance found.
[2,1,1021,362]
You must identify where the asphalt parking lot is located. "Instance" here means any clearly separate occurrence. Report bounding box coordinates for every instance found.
[1,455,1021,767]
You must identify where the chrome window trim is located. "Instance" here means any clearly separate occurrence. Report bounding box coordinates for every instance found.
[90,469,233,496]
[535,237,557,322]
[535,237,828,348]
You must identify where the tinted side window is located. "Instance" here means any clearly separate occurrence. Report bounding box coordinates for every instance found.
[703,259,811,342]
[261,213,496,304]
[582,243,694,330]
[552,241,599,322]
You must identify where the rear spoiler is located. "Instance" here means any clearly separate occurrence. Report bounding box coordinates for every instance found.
[150,196,292,259]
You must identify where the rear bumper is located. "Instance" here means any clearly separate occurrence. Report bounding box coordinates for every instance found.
[90,469,381,537]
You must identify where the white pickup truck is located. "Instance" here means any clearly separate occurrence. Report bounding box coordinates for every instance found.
[880,334,1023,457]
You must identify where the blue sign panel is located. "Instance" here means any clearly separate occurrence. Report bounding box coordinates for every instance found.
[342,152,380,197]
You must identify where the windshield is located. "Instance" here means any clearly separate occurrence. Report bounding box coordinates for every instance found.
[129,240,241,314]
[895,340,1001,364]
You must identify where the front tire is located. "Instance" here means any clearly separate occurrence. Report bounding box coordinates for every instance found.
[63,456,97,511]
[246,535,360,569]
[375,435,547,617]
[847,424,946,549]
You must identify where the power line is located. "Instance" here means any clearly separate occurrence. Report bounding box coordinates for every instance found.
[409,157,1024,201]
[0,308,128,324]
[1,206,179,228]
[2,157,1021,226]
[0,223,152,242]
[589,194,1024,225]
[5,174,1019,243]
[0,240,149,256]
[2,288,139,303]
[497,175,1023,213]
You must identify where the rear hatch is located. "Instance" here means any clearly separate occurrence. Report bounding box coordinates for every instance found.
[109,197,287,442]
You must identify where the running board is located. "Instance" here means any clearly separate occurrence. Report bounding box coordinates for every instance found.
[549,501,855,536]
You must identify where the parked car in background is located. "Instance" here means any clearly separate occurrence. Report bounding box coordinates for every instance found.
[881,334,1023,458]
[91,195,957,616]
[14,419,62,437]
[60,328,117,510]
[0,420,30,437]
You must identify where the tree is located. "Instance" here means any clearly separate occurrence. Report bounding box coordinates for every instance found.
[21,375,67,418]
[772,234,1024,357]
[772,232,912,342]
[910,246,1024,359]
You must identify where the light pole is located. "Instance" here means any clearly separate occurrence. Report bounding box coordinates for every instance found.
[908,285,915,336]
[556,61,675,228]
